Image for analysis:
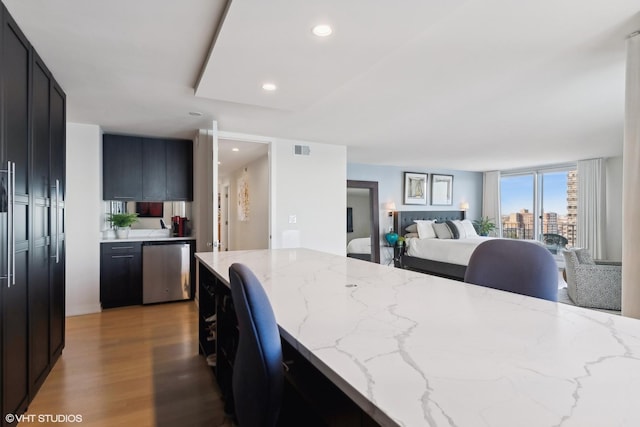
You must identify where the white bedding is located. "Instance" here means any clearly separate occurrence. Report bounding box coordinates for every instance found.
[347,237,371,254]
[406,237,544,266]
[405,236,495,266]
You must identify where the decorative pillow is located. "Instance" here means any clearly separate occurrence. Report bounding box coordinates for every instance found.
[405,223,418,234]
[414,220,436,239]
[451,220,468,239]
[445,220,460,239]
[461,219,478,237]
[432,222,453,239]
[574,248,595,265]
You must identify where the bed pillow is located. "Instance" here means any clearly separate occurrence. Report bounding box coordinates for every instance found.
[405,223,418,234]
[461,219,478,237]
[451,220,467,239]
[414,220,436,239]
[404,232,419,239]
[445,220,461,239]
[432,222,453,239]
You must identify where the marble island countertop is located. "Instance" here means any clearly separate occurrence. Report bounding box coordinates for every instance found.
[196,248,640,427]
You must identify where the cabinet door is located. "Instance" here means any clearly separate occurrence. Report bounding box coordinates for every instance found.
[29,54,52,395]
[49,81,66,362]
[1,7,30,422]
[142,137,166,201]
[166,139,193,201]
[100,243,142,308]
[103,134,142,200]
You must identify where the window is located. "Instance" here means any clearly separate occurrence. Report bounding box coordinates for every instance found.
[500,166,577,254]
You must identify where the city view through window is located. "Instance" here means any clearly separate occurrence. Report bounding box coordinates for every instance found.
[500,169,577,254]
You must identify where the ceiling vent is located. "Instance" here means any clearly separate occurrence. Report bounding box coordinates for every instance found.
[294,145,311,156]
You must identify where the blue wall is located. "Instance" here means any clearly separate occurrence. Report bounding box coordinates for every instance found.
[347,163,483,263]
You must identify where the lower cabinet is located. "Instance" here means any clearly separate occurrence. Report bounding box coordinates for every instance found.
[100,243,142,309]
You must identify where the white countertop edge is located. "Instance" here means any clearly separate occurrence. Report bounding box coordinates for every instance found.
[101,236,196,243]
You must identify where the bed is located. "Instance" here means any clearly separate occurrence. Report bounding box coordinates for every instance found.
[393,210,482,280]
[346,237,372,261]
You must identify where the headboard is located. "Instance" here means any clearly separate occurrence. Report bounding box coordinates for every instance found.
[394,210,464,235]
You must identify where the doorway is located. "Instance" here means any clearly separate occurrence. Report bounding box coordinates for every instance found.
[217,138,270,251]
[346,180,380,264]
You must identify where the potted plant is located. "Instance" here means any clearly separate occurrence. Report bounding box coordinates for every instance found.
[107,212,139,239]
[473,216,496,237]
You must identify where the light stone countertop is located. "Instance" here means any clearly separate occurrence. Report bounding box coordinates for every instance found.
[100,228,195,243]
[196,248,640,427]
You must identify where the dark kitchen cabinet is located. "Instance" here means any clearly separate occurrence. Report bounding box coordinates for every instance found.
[166,139,193,201]
[103,134,193,201]
[1,5,66,426]
[102,134,143,200]
[29,52,52,396]
[1,6,31,424]
[142,137,166,201]
[49,81,66,363]
[100,242,143,309]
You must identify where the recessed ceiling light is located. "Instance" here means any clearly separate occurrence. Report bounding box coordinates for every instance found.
[188,111,203,117]
[312,24,333,37]
[262,82,277,91]
[232,148,240,152]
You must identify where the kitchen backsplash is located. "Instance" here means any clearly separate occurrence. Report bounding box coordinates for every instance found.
[103,201,192,231]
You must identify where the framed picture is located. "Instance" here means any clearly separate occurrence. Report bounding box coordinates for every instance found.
[403,172,428,205]
[431,174,453,205]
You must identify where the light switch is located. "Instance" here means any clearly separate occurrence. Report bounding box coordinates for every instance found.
[288,215,297,224]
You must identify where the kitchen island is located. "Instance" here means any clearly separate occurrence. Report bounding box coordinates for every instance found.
[196,248,640,427]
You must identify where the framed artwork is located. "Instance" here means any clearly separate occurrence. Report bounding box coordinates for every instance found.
[431,174,453,205]
[403,172,428,205]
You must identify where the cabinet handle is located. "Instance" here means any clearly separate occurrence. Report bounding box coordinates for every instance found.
[51,179,60,263]
[11,162,15,285]
[1,161,11,285]
[111,255,134,259]
[113,196,134,199]
[111,246,134,250]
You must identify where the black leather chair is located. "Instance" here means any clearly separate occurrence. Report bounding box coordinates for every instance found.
[464,239,558,302]
[229,263,283,427]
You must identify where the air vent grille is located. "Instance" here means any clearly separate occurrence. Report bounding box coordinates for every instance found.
[294,145,311,156]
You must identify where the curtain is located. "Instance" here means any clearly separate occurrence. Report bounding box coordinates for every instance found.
[622,33,640,318]
[482,171,501,237]
[576,159,606,259]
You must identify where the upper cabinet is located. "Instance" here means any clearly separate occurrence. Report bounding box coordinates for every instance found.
[103,134,193,201]
[166,138,193,201]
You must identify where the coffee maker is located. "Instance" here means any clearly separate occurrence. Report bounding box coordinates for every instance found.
[172,216,190,237]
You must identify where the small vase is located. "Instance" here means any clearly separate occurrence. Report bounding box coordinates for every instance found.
[385,232,398,246]
[116,227,130,239]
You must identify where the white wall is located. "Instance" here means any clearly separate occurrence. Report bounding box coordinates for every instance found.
[270,139,346,255]
[605,156,623,260]
[66,123,102,316]
[227,154,269,250]
[347,163,483,264]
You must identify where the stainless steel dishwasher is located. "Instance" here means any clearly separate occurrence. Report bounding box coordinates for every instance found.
[142,241,191,304]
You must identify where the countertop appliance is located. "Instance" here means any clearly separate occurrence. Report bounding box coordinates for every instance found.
[142,241,191,304]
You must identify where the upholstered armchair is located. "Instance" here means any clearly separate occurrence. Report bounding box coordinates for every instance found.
[562,249,621,310]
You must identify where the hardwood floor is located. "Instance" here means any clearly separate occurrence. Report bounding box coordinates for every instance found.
[23,302,230,427]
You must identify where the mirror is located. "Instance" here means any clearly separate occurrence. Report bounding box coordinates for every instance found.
[346,180,380,263]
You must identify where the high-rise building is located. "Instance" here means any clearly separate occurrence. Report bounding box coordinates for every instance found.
[566,170,578,246]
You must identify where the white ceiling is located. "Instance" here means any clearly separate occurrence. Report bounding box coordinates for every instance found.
[4,0,640,171]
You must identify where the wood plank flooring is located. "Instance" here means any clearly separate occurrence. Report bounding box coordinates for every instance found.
[23,302,230,427]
